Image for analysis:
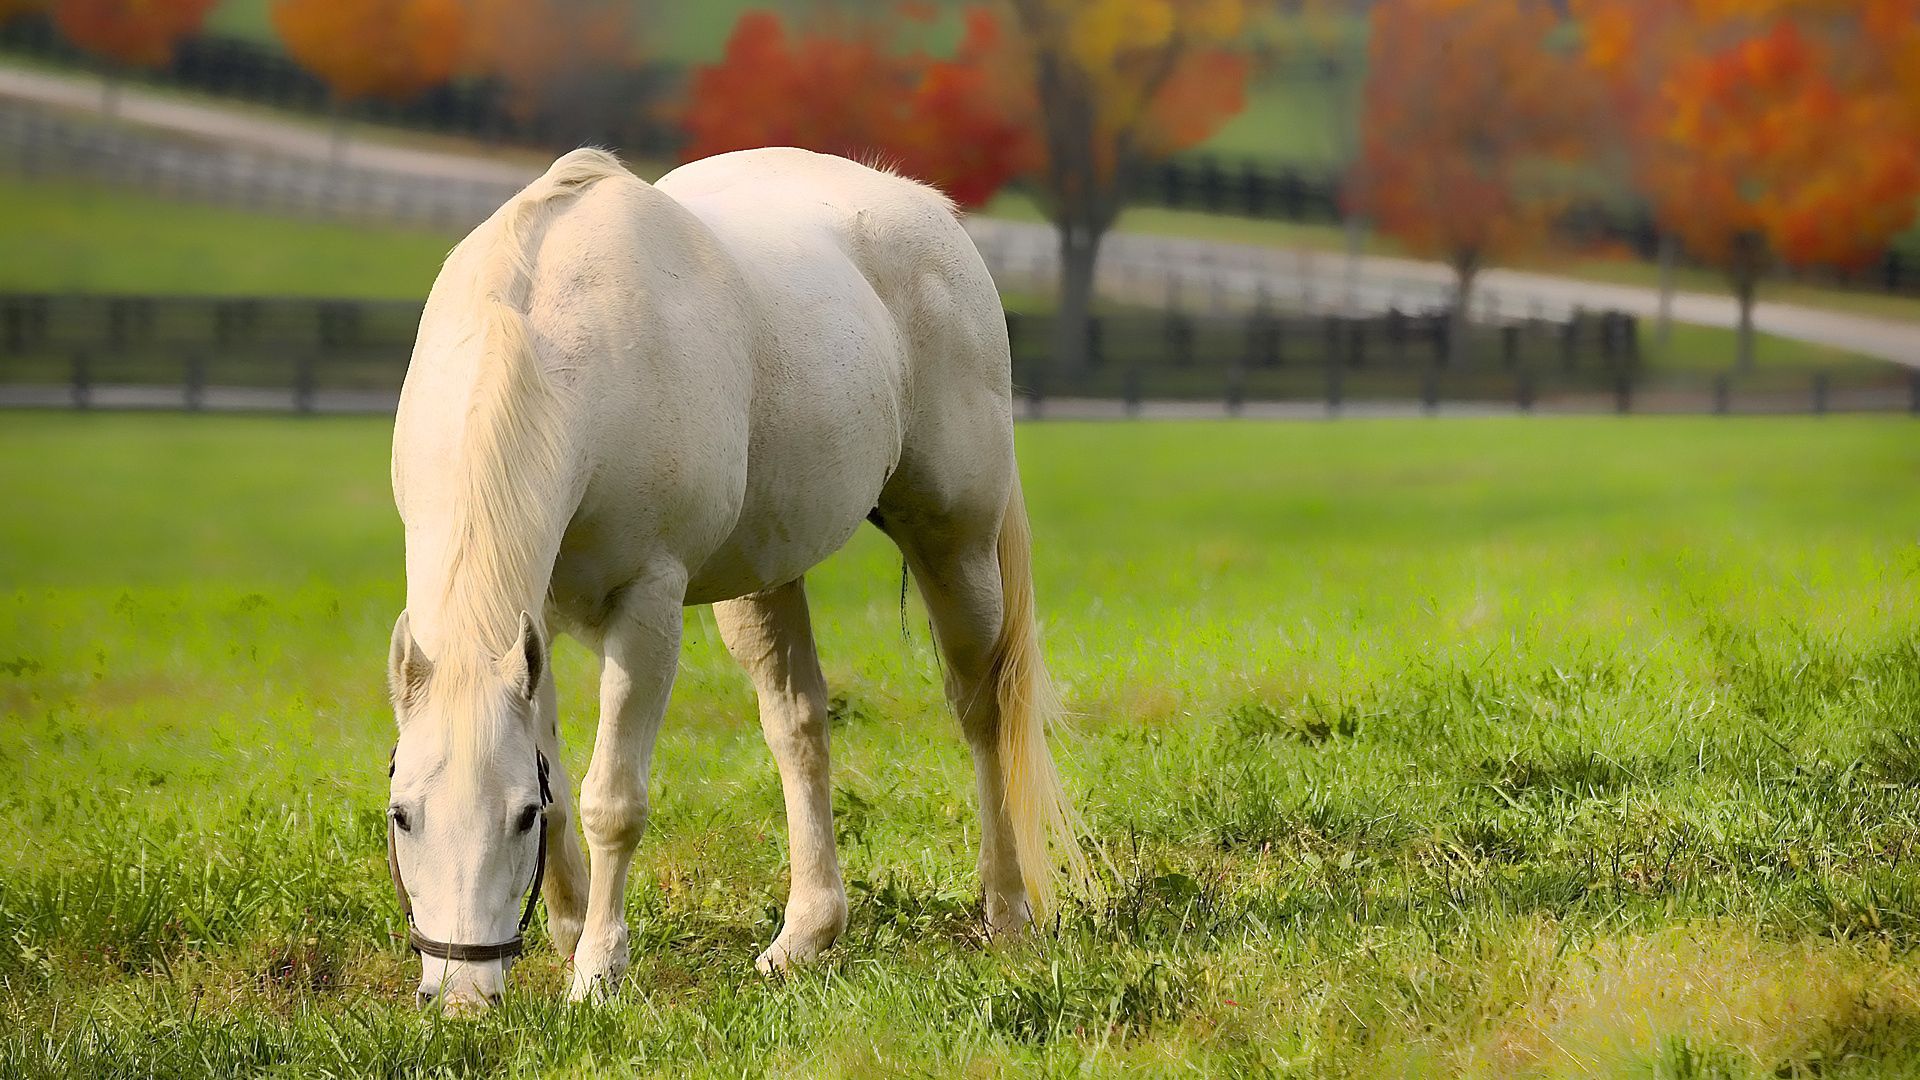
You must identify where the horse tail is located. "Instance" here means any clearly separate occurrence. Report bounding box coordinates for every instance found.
[989,471,1088,915]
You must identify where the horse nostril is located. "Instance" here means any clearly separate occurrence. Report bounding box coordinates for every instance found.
[485,991,503,1007]
[416,988,438,1007]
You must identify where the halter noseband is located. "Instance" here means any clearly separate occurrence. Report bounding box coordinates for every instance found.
[386,749,553,963]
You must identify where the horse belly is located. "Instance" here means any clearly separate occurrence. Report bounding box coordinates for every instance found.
[683,348,903,605]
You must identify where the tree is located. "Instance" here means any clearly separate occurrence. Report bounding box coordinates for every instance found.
[272,0,465,162]
[681,10,1035,210]
[1003,0,1249,373]
[52,0,218,114]
[1577,0,1920,369]
[1350,0,1596,364]
[0,0,50,27]
[464,0,637,143]
[683,4,1249,377]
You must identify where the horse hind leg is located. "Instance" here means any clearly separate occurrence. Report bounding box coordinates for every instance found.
[714,579,849,972]
[884,476,1080,936]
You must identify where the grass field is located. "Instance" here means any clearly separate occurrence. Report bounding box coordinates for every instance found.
[0,174,456,299]
[4,413,1920,1077]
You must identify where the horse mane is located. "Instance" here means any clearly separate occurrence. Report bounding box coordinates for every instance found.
[430,148,631,772]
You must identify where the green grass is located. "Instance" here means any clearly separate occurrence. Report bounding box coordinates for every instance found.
[5,413,1920,1077]
[0,173,458,298]
[1203,75,1358,165]
[1646,322,1891,373]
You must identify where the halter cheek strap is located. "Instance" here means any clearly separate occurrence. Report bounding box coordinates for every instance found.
[387,750,553,963]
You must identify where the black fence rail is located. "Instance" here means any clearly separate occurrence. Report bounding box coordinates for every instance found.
[1,295,1912,417]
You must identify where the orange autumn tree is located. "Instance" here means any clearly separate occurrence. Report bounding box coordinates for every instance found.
[1352,0,1596,362]
[682,10,1036,211]
[1005,0,1249,372]
[1579,0,1920,369]
[53,0,217,113]
[465,0,636,130]
[273,0,465,160]
[0,0,49,27]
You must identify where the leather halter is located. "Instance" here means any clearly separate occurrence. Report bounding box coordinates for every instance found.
[387,749,553,963]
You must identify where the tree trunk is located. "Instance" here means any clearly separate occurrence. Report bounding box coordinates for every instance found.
[1448,257,1479,369]
[1655,232,1675,360]
[1343,215,1367,312]
[328,98,351,169]
[1051,223,1104,386]
[1733,272,1757,373]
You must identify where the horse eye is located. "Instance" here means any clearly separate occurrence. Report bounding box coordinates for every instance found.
[390,806,412,833]
[514,805,540,834]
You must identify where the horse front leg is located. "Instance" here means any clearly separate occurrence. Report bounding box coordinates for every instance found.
[569,577,684,1002]
[532,665,589,960]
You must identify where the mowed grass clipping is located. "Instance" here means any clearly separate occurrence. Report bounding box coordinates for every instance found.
[3,413,1920,1078]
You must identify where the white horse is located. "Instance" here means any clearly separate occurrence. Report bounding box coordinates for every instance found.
[385,147,1080,1006]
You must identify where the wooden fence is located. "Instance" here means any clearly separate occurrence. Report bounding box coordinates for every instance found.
[1,294,1913,417]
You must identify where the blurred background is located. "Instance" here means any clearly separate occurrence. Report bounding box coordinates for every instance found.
[0,0,1916,414]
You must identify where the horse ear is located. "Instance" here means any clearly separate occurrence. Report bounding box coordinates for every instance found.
[387,612,432,722]
[502,610,545,703]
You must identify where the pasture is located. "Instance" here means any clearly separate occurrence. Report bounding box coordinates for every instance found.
[3,412,1920,1077]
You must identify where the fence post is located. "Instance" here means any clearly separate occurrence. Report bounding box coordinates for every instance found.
[1516,369,1535,413]
[1226,357,1245,417]
[1167,313,1191,368]
[1421,366,1440,415]
[294,352,316,414]
[1811,371,1829,415]
[1910,370,1920,416]
[184,353,205,411]
[1614,372,1632,415]
[1501,323,1520,371]
[1124,366,1141,418]
[71,349,90,410]
[1714,373,1731,415]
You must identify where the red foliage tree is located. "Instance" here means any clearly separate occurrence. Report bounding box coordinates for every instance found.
[1351,0,1597,359]
[1578,0,1920,368]
[53,0,215,70]
[681,10,1035,211]
[685,5,1250,373]
[464,0,636,123]
[0,0,50,27]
